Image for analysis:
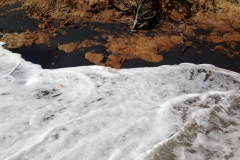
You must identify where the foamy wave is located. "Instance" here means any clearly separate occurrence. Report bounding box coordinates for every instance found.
[0,42,240,160]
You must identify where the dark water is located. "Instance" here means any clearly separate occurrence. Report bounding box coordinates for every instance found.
[10,22,131,69]
[1,5,240,73]
[8,23,240,73]
[122,43,240,73]
[0,4,38,32]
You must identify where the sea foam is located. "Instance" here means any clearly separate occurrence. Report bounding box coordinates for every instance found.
[0,42,240,160]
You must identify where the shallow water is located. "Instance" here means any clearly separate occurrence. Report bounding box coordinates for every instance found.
[1,42,240,160]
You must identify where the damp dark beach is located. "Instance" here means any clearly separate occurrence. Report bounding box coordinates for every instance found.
[1,4,240,73]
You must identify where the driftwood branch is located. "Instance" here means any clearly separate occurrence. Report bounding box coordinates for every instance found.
[116,0,190,43]
[117,0,163,32]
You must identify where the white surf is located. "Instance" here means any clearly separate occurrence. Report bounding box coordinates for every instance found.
[0,42,240,160]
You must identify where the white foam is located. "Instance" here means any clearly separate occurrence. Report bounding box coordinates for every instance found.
[0,42,240,160]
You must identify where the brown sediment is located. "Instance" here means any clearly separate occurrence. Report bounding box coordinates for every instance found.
[169,9,184,22]
[197,29,240,43]
[213,45,230,54]
[0,30,50,48]
[1,0,240,31]
[33,31,51,44]
[211,45,240,58]
[58,40,102,53]
[0,0,22,6]
[85,51,105,65]
[99,34,184,68]
[105,34,184,56]
[21,0,121,28]
[80,34,181,68]
[166,0,240,28]
[58,42,78,53]
[83,33,184,68]
[77,40,101,50]
[104,54,129,69]
[85,51,129,69]
[226,42,238,49]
